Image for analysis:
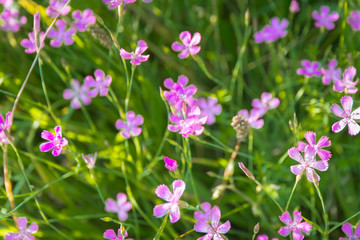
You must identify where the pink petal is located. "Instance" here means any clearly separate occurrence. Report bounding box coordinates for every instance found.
[189,46,201,55]
[210,206,221,224]
[190,32,201,45]
[52,145,63,156]
[178,49,190,59]
[131,127,142,136]
[351,106,360,120]
[115,119,127,130]
[292,210,303,224]
[17,217,27,231]
[135,40,148,54]
[116,192,127,205]
[41,130,55,141]
[39,142,55,152]
[290,164,304,175]
[153,203,171,218]
[163,78,174,89]
[118,211,128,221]
[169,204,181,223]
[316,136,331,148]
[305,168,320,183]
[278,226,292,237]
[63,89,74,99]
[103,229,117,239]
[155,184,172,201]
[279,211,292,225]
[304,131,316,145]
[26,222,39,234]
[194,220,209,233]
[332,119,348,133]
[288,147,304,164]
[341,222,353,237]
[179,31,191,45]
[348,120,360,135]
[171,42,185,52]
[296,141,307,151]
[317,149,332,161]
[105,198,118,212]
[120,49,132,59]
[217,220,231,234]
[341,95,353,114]
[355,223,360,236]
[55,126,62,138]
[172,180,185,201]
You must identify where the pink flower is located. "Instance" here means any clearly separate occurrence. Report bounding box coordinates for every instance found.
[320,59,341,85]
[103,0,136,9]
[254,17,289,44]
[4,217,38,240]
[330,96,360,135]
[0,0,13,8]
[0,132,10,145]
[312,6,339,30]
[72,9,96,32]
[347,11,360,31]
[115,111,144,139]
[120,40,150,65]
[296,60,321,77]
[0,9,27,32]
[84,69,112,97]
[20,31,46,54]
[103,225,133,240]
[82,152,97,169]
[278,211,311,240]
[194,205,231,240]
[198,97,222,125]
[63,79,92,109]
[164,156,177,172]
[105,193,132,221]
[333,66,359,94]
[296,131,332,161]
[288,146,328,183]
[0,112,12,133]
[153,179,185,223]
[257,235,279,240]
[48,19,77,48]
[237,109,264,129]
[251,92,280,117]
[194,202,213,223]
[289,0,300,13]
[46,0,71,18]
[171,31,201,59]
[39,126,68,156]
[339,222,360,240]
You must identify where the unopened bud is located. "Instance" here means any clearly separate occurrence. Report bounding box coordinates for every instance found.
[238,162,256,181]
[33,12,40,34]
[253,223,260,234]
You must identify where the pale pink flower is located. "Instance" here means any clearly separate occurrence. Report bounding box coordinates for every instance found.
[103,225,133,240]
[194,202,213,223]
[48,19,76,48]
[120,40,150,65]
[164,156,177,172]
[82,152,97,169]
[84,69,112,97]
[312,6,339,30]
[46,0,71,18]
[198,97,222,125]
[0,0,13,8]
[296,60,321,77]
[72,9,96,32]
[320,59,341,85]
[289,0,300,13]
[296,131,332,161]
[105,193,132,221]
[339,222,360,240]
[39,126,68,156]
[330,96,360,135]
[0,9,27,32]
[333,66,359,94]
[254,17,289,44]
[237,109,264,129]
[4,217,38,240]
[0,132,10,145]
[278,211,311,240]
[257,235,279,240]
[251,92,280,117]
[21,32,46,54]
[347,11,360,31]
[172,31,201,59]
[63,79,91,109]
[115,111,144,139]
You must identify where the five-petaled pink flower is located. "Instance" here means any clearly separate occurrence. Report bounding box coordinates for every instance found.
[82,152,97,169]
[84,69,112,97]
[103,0,136,9]
[46,0,71,18]
[194,205,231,240]
[40,126,68,156]
[120,40,150,65]
[254,17,289,44]
[0,112,12,133]
[164,156,177,172]
[4,217,39,240]
[312,6,339,30]
[198,97,222,125]
[72,9,96,32]
[237,109,264,129]
[48,19,77,48]
[278,211,311,240]
[339,222,360,240]
[171,31,201,59]
[296,131,332,161]
[153,179,186,223]
[21,31,46,54]
[251,92,280,117]
[330,96,360,135]
[288,146,328,183]
[257,235,279,240]
[333,66,359,94]
[115,111,144,139]
[105,193,132,221]
[347,11,360,31]
[63,79,92,109]
[289,0,300,13]
[194,202,213,223]
[0,9,27,32]
[103,225,134,240]
[320,59,341,85]
[296,60,321,77]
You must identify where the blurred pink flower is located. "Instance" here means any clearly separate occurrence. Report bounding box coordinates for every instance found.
[333,66,359,94]
[237,109,264,129]
[105,193,132,221]
[0,0,13,8]
[251,92,280,117]
[254,17,288,43]
[320,59,341,85]
[84,69,112,97]
[296,60,321,77]
[347,11,360,31]
[164,156,177,172]
[120,40,150,65]
[289,0,300,13]
[0,9,27,32]
[296,131,332,161]
[312,6,339,30]
[194,202,213,223]
[4,217,38,240]
[103,0,136,9]
[72,9,96,32]
[48,19,77,48]
[63,79,92,109]
[82,152,97,169]
[115,111,144,139]
[330,96,360,135]
[21,32,46,54]
[278,211,311,240]
[339,222,360,240]
[257,235,279,240]
[172,31,201,59]
[198,97,222,125]
[103,225,133,240]
[39,126,68,156]
[46,0,71,18]
[0,112,12,133]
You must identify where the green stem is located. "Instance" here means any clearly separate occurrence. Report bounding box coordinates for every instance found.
[80,105,96,132]
[192,55,226,88]
[328,210,360,234]
[248,128,253,171]
[314,183,328,239]
[285,176,301,211]
[184,138,199,204]
[153,213,169,240]
[124,66,136,114]
[90,169,105,204]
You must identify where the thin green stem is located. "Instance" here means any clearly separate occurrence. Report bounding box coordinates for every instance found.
[90,169,105,204]
[328,210,360,234]
[184,137,199,204]
[248,128,253,171]
[80,105,96,132]
[285,176,301,211]
[314,183,328,239]
[192,55,226,88]
[153,213,169,240]
[124,66,136,114]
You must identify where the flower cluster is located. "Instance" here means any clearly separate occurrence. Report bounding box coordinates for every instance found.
[254,17,289,43]
[278,211,312,240]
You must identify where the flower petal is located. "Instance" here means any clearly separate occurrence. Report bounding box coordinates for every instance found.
[169,204,181,223]
[217,220,231,234]
[172,180,185,201]
[155,184,172,201]
[153,203,171,218]
[279,211,292,225]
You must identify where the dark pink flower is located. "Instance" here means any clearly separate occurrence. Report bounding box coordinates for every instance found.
[63,79,92,109]
[296,60,321,77]
[320,59,341,85]
[20,31,46,54]
[46,0,71,18]
[105,193,132,221]
[0,112,12,133]
[333,66,359,94]
[251,92,280,117]
[257,235,279,240]
[39,126,68,156]
[4,217,38,240]
[254,17,289,44]
[72,9,96,32]
[164,156,177,172]
[153,179,185,223]
[237,109,264,129]
[194,205,231,240]
[289,0,300,13]
[82,152,97,169]
[84,69,112,97]
[288,146,328,183]
[115,111,144,139]
[278,211,311,240]
[103,0,136,9]
[194,202,213,223]
[330,96,360,135]
[339,222,360,240]
[198,97,222,125]
[312,6,339,30]
[120,40,150,65]
[347,11,360,31]
[171,31,201,59]
[0,9,27,32]
[296,131,332,161]
[103,225,133,240]
[48,19,77,48]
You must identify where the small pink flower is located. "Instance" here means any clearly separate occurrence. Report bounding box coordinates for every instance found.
[115,111,144,139]
[312,6,339,30]
[84,69,112,97]
[289,0,300,13]
[103,0,136,9]
[257,235,279,240]
[288,146,328,183]
[278,211,311,240]
[153,179,185,223]
[347,10,360,31]
[72,9,96,32]
[194,202,213,223]
[330,96,360,135]
[105,193,132,221]
[320,59,341,85]
[20,31,46,54]
[46,0,71,18]
[82,152,97,169]
[296,131,332,161]
[103,225,134,240]
[0,112,12,133]
[194,205,231,240]
[171,31,201,59]
[251,92,280,117]
[120,40,150,65]
[296,60,321,77]
[39,126,68,156]
[0,9,27,32]
[48,19,77,48]
[0,0,13,8]
[164,156,177,172]
[63,79,92,109]
[4,217,38,240]
[333,66,359,94]
[339,222,360,240]
[198,97,222,125]
[237,109,264,129]
[254,17,289,44]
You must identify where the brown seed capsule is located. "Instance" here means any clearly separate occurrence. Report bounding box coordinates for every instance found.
[231,114,249,142]
[89,25,113,49]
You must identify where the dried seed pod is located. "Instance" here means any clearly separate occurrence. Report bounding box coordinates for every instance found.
[231,114,249,142]
[89,25,113,49]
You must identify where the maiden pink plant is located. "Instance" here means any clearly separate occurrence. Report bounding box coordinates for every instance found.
[120,40,150,65]
[48,19,77,48]
[103,225,133,240]
[171,31,201,59]
[254,17,289,43]
[278,211,312,240]
[39,126,68,156]
[115,111,144,139]
[330,96,360,135]
[84,69,112,97]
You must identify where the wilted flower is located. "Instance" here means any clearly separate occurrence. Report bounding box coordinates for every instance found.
[82,152,97,169]
[46,0,71,18]
[333,66,359,94]
[0,9,27,32]
[164,156,177,172]
[72,9,96,32]
[347,10,360,31]
[4,217,38,240]
[171,31,201,59]
[63,79,91,109]
[198,97,222,125]
[320,59,341,85]
[289,0,300,13]
[39,126,68,156]
[312,6,339,30]
[254,17,289,43]
[231,115,250,142]
[103,225,134,240]
[296,131,332,161]
[339,222,360,240]
[105,193,132,221]
[120,40,150,65]
[115,111,144,139]
[330,96,360,135]
[296,60,321,77]
[103,0,136,9]
[48,19,77,48]
[278,211,312,240]
[251,92,280,117]
[84,69,112,97]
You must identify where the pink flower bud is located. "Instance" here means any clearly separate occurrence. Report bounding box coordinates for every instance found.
[164,156,177,172]
[33,12,40,34]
